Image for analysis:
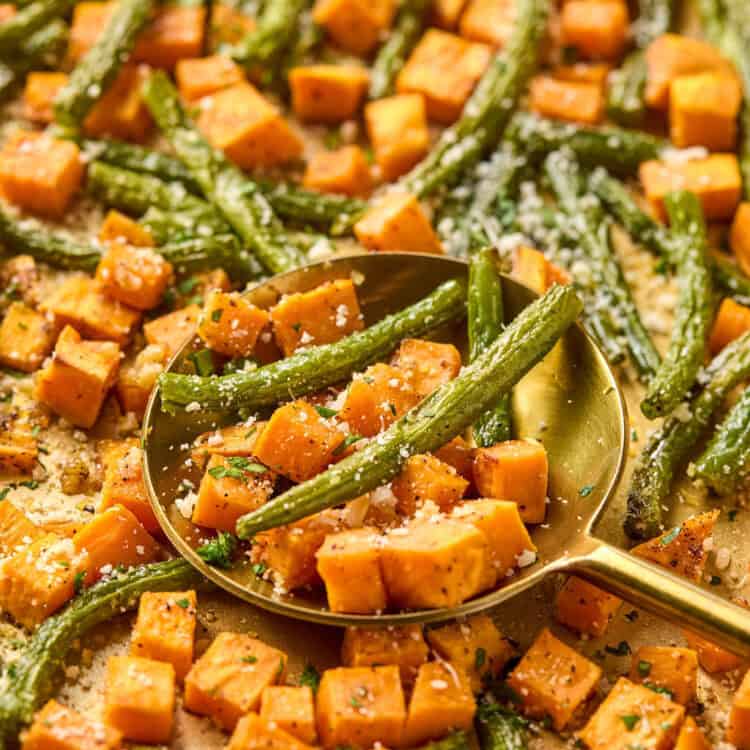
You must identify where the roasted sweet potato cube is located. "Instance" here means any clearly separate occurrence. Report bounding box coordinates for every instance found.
[0,500,44,555]
[317,528,387,613]
[34,326,120,429]
[290,65,369,123]
[355,192,444,253]
[227,712,314,750]
[731,203,750,276]
[561,0,628,60]
[197,82,303,169]
[728,674,750,749]
[143,304,201,359]
[628,646,697,705]
[23,71,68,123]
[197,291,269,358]
[134,5,206,69]
[270,278,363,356]
[340,362,420,437]
[426,614,514,692]
[434,436,474,480]
[0,421,38,476]
[41,276,141,346]
[645,33,736,109]
[432,0,467,28]
[452,499,536,581]
[513,245,571,294]
[709,297,750,354]
[396,29,492,123]
[99,438,160,533]
[682,628,743,673]
[98,210,154,247]
[403,661,475,747]
[365,93,429,182]
[632,510,719,581]
[529,75,604,125]
[131,590,197,681]
[0,302,57,373]
[67,1,113,61]
[251,509,344,590]
[669,72,741,151]
[392,338,462,397]
[0,533,85,626]
[0,131,84,219]
[381,516,491,609]
[210,2,256,49]
[508,628,602,730]
[341,624,428,683]
[184,632,287,730]
[73,504,159,584]
[260,686,317,744]
[193,454,275,532]
[316,666,406,748]
[104,655,175,743]
[176,54,245,101]
[303,146,372,197]
[578,677,684,750]
[553,62,612,88]
[554,576,622,637]
[459,0,514,47]
[391,454,468,516]
[22,699,122,750]
[473,440,548,524]
[191,421,266,467]
[675,717,711,750]
[312,0,396,55]
[115,343,167,417]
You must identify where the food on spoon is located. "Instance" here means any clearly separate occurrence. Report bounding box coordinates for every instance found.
[259,685,318,744]
[554,576,623,637]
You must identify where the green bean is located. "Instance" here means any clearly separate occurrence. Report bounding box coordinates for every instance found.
[626,331,750,539]
[0,0,72,54]
[469,248,512,444]
[416,732,471,750]
[160,235,262,282]
[712,252,750,305]
[159,278,468,413]
[236,284,582,537]
[477,704,527,750]
[142,71,306,274]
[53,0,154,130]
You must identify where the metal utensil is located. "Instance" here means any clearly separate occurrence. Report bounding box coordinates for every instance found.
[143,253,750,654]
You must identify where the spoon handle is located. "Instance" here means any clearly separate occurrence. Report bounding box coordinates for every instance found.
[570,541,750,656]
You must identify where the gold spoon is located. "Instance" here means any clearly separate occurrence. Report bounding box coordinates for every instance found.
[143,252,750,654]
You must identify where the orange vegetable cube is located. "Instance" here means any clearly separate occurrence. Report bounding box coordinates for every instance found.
[578,677,684,750]
[99,438,160,533]
[0,501,44,556]
[23,71,68,123]
[355,192,444,254]
[115,343,168,417]
[303,145,372,197]
[0,4,15,22]
[365,93,429,182]
[381,516,491,609]
[0,302,58,373]
[73,504,159,584]
[397,29,492,123]
[210,3,256,49]
[227,712,314,750]
[270,278,364,356]
[316,666,406,748]
[632,510,718,582]
[131,590,197,681]
[459,0,514,47]
[133,5,206,69]
[434,435,474,480]
[340,362,420,437]
[0,131,84,219]
[554,576,622,637]
[290,65,370,123]
[98,209,154,248]
[728,670,750,749]
[67,2,113,62]
[553,62,612,87]
[260,686,317,744]
[513,245,571,294]
[184,632,288,730]
[392,338,462,397]
[175,54,245,101]
[198,290,269,358]
[312,0,396,55]
[193,454,275,532]
[197,82,303,169]
[682,628,743,673]
[104,655,175,743]
[529,75,604,125]
[96,244,173,311]
[675,717,711,750]
[191,421,267,466]
[508,628,602,730]
[403,661,475,747]
[391,453,469,516]
[341,624,428,683]
[473,440,549,523]
[22,699,122,750]
[731,203,750,276]
[426,614,514,692]
[316,527,387,613]
[629,646,697,705]
[432,0,467,28]
[34,326,120,429]
[143,304,201,359]
[669,72,742,150]
[709,297,750,354]
[561,0,628,60]
[0,422,38,476]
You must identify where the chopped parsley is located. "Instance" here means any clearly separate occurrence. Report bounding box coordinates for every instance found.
[630,429,638,442]
[315,405,338,419]
[211,308,223,322]
[188,349,214,377]
[251,562,267,577]
[620,714,640,731]
[475,647,487,670]
[637,660,651,677]
[579,484,594,497]
[73,571,86,595]
[241,655,258,664]
[605,640,631,656]
[644,682,674,699]
[659,526,680,546]
[197,532,237,569]
[175,598,191,609]
[0,488,9,501]
[208,457,267,481]
[729,509,739,522]
[333,434,364,456]
[299,663,321,692]
[709,575,722,586]
[19,480,39,490]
